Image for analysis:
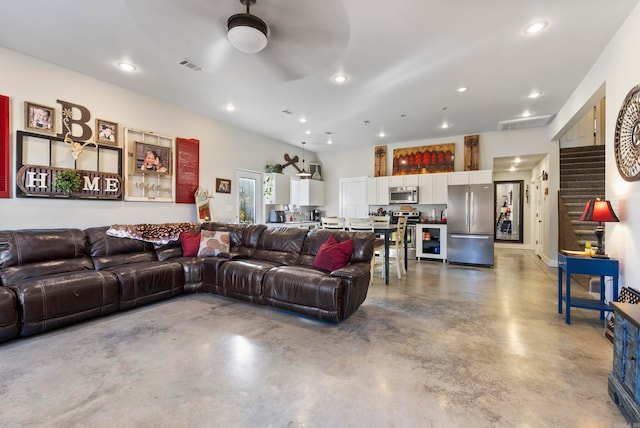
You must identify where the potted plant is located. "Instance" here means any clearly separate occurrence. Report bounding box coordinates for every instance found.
[53,169,82,194]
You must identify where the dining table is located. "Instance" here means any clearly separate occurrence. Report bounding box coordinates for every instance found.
[373,225,408,285]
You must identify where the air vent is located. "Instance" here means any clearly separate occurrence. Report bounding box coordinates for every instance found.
[178,58,202,71]
[497,114,554,131]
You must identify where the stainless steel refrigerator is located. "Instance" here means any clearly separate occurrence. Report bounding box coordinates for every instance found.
[447,183,494,266]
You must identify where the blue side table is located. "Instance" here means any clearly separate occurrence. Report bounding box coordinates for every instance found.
[558,252,619,324]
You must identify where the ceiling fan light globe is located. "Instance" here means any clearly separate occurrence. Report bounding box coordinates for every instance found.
[227,13,268,53]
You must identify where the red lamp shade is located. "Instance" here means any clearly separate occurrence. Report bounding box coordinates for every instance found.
[579,199,619,256]
[580,199,619,223]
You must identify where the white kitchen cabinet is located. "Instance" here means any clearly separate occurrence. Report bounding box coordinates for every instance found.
[447,170,493,185]
[290,179,300,206]
[263,173,290,205]
[418,173,448,204]
[298,179,325,206]
[389,175,419,187]
[366,176,390,205]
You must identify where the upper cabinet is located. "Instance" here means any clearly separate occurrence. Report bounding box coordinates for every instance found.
[447,170,493,185]
[291,179,325,206]
[367,176,390,205]
[389,175,419,187]
[419,173,448,204]
[264,173,291,205]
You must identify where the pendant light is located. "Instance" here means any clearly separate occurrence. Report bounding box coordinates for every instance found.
[297,142,312,177]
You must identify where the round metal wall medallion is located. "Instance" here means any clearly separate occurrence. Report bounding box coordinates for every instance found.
[615,84,640,181]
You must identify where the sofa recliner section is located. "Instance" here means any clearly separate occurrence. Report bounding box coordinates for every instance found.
[85,227,186,310]
[0,286,19,342]
[0,229,120,337]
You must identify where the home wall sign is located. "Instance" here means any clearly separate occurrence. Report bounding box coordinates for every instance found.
[16,165,122,199]
[392,143,454,175]
[614,84,640,181]
[16,130,123,200]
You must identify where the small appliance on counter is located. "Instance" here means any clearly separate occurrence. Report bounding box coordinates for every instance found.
[269,210,286,223]
[310,209,321,222]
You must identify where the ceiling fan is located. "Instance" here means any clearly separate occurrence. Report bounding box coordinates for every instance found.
[227,0,268,54]
[125,0,350,82]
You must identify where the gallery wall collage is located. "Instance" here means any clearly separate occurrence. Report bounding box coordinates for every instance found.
[0,95,201,204]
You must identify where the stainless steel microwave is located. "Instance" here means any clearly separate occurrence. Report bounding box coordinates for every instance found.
[389,186,418,204]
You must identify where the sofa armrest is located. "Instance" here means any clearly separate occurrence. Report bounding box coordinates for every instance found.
[330,262,370,279]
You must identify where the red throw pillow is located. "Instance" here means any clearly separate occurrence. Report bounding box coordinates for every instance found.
[313,235,353,272]
[180,231,201,257]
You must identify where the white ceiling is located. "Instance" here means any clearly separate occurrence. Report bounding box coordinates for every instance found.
[0,0,637,153]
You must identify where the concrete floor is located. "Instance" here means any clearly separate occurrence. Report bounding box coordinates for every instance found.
[0,249,630,427]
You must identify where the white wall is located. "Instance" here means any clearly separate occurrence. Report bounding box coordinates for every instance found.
[0,47,309,229]
[550,2,640,287]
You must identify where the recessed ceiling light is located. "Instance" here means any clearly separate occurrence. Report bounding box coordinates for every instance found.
[332,74,348,84]
[225,104,235,112]
[299,117,307,123]
[327,139,333,144]
[305,130,311,135]
[510,166,516,172]
[524,20,548,35]
[521,110,532,118]
[117,61,137,72]
[441,122,449,129]
[528,91,542,99]
[457,86,468,93]
[378,131,386,138]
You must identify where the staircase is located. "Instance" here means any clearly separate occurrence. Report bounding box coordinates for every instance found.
[558,145,605,252]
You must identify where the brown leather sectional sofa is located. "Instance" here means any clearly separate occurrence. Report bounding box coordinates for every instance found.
[0,223,375,343]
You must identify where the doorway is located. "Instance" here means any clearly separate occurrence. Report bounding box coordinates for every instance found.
[494,180,524,243]
[237,170,263,224]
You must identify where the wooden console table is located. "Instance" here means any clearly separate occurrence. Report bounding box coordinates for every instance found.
[557,252,619,324]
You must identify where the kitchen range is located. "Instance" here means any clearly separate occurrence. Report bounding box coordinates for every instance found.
[391,210,420,259]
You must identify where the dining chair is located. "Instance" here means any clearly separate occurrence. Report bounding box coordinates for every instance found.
[321,217,346,230]
[390,216,407,279]
[346,217,384,282]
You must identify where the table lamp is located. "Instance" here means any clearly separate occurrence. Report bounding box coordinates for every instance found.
[579,198,619,256]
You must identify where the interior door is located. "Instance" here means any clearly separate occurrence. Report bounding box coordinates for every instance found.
[340,177,368,218]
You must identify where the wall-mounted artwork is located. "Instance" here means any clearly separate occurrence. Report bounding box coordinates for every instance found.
[24,102,55,134]
[96,119,118,146]
[136,142,171,174]
[392,143,454,175]
[216,178,231,193]
[124,127,175,202]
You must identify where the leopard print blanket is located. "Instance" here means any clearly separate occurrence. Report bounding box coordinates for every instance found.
[106,222,200,245]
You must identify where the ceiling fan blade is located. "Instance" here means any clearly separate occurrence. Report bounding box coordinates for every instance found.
[125,0,349,81]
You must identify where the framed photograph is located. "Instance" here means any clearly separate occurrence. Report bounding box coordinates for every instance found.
[25,102,55,134]
[216,178,231,193]
[309,163,323,181]
[135,142,171,174]
[95,119,118,145]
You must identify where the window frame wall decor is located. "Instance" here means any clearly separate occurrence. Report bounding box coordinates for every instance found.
[15,130,123,200]
[392,143,454,175]
[124,127,175,202]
